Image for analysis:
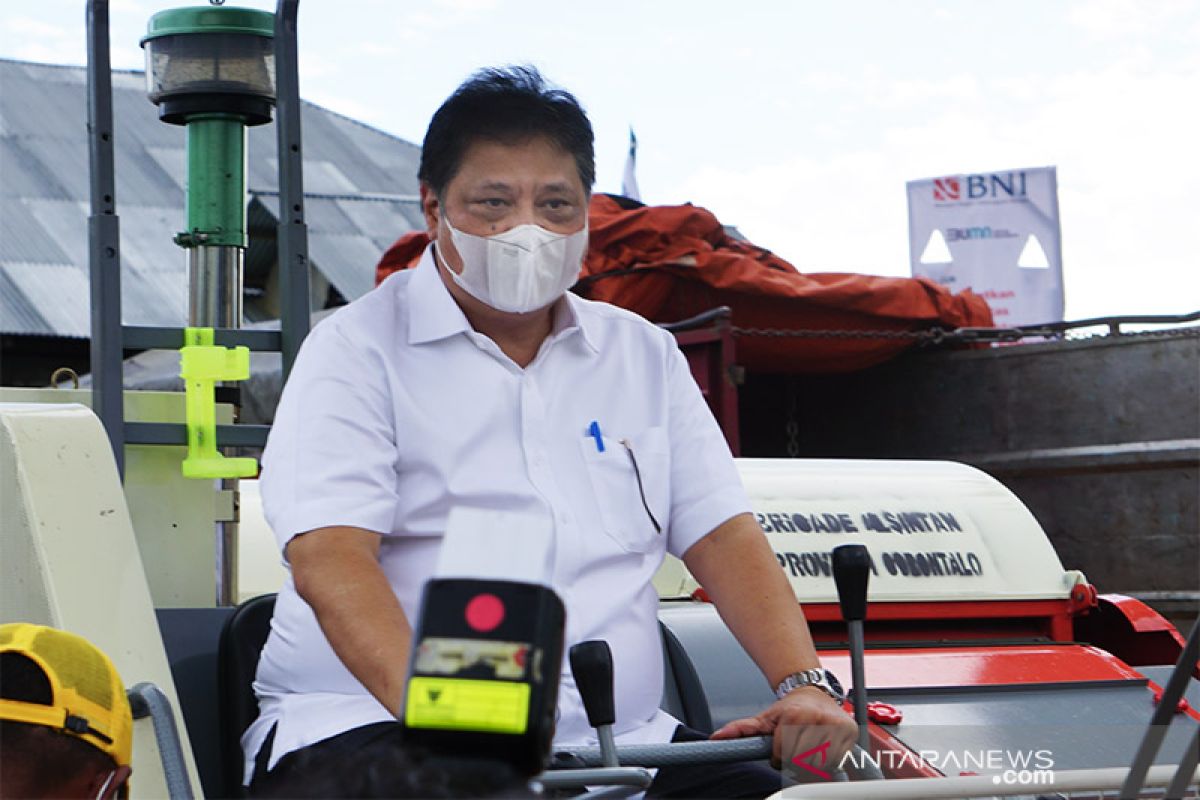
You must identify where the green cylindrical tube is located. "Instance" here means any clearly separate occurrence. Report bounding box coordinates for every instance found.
[185,114,247,248]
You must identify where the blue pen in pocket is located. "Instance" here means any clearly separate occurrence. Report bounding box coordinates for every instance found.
[587,420,605,452]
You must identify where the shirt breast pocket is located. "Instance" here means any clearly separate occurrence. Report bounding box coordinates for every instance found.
[579,426,670,554]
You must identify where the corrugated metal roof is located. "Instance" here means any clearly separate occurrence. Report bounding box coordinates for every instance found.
[0,266,51,335]
[308,231,395,300]
[116,206,186,274]
[19,135,96,202]
[0,198,73,264]
[1,262,90,337]
[0,65,89,140]
[0,57,422,338]
[122,266,187,327]
[145,146,186,191]
[24,199,90,267]
[0,137,73,200]
[334,195,426,250]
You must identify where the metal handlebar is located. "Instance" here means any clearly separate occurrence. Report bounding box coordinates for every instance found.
[127,682,194,800]
[557,734,773,768]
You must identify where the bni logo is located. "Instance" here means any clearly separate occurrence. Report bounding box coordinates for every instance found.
[934,172,1028,202]
[933,177,960,201]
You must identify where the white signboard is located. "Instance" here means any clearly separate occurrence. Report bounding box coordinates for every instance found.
[908,166,1064,327]
[653,459,1079,603]
[754,502,1005,602]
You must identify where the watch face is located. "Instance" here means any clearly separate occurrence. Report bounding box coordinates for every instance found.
[824,670,845,701]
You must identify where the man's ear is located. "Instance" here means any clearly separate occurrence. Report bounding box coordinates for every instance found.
[110,766,132,799]
[86,765,132,800]
[419,183,439,239]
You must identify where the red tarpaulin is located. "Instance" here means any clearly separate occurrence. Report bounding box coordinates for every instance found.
[376,194,993,372]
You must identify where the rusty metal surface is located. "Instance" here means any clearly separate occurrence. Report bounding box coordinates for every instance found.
[739,334,1200,595]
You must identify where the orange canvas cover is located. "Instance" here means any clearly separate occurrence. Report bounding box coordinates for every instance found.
[376,194,993,372]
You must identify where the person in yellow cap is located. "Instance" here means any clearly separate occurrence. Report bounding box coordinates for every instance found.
[0,623,133,799]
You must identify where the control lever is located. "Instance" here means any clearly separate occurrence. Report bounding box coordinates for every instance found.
[570,640,619,768]
[832,544,871,753]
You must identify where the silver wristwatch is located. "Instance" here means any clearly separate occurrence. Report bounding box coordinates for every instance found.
[774,668,844,702]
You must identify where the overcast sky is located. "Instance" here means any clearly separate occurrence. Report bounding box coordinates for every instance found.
[3,0,1198,321]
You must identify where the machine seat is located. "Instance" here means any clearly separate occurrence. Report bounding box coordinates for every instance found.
[214,593,716,796]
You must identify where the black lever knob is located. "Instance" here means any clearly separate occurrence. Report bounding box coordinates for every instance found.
[832,544,871,622]
[569,640,615,728]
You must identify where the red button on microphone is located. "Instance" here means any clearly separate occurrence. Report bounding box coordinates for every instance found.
[465,593,505,632]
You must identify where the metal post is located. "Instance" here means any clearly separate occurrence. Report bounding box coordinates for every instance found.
[189,246,244,329]
[186,244,243,607]
[185,115,249,247]
[847,620,869,753]
[275,0,311,376]
[86,0,126,477]
[183,108,249,609]
[184,114,247,327]
[1165,725,1200,800]
[1119,616,1200,799]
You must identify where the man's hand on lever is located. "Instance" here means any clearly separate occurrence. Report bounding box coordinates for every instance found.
[710,686,857,771]
[682,512,858,771]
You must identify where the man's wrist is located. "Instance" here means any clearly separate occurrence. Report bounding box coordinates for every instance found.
[773,668,844,703]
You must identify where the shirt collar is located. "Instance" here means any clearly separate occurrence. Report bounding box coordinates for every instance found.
[407,244,472,345]
[560,291,600,354]
[406,243,599,355]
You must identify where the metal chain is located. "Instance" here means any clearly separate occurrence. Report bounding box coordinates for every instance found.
[730,323,1200,346]
[733,327,929,341]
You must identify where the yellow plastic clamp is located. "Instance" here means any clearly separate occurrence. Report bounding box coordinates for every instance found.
[178,327,258,479]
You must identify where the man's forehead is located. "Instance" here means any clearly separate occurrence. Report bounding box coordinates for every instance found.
[449,137,584,192]
[466,178,577,194]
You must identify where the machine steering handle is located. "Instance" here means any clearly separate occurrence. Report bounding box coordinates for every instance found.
[555,738,884,780]
[557,735,772,768]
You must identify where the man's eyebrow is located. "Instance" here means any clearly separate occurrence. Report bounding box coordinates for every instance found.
[471,180,515,194]
[538,181,578,195]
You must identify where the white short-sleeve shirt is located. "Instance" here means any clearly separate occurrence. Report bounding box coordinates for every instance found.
[244,246,751,779]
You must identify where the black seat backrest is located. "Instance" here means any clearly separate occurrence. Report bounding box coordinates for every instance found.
[217,593,276,798]
[216,595,713,795]
[659,620,714,734]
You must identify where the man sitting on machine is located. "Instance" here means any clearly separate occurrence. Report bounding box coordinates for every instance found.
[244,64,856,799]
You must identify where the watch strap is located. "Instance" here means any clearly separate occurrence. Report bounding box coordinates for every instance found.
[774,668,844,702]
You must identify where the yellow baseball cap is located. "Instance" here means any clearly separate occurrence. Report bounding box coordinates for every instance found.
[0,623,133,767]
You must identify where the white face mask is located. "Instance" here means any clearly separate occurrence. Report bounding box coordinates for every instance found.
[437,215,588,313]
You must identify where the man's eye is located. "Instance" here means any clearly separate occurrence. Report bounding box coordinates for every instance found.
[476,198,508,209]
[542,199,572,211]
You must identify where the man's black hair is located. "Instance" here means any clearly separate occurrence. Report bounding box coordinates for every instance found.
[418,65,595,197]
[0,652,116,792]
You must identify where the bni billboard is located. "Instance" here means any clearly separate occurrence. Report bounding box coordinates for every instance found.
[907,166,1064,327]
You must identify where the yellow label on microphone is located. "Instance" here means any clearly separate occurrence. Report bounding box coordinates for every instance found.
[405,677,530,734]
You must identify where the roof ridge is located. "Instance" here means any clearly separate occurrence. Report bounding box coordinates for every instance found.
[297,98,421,152]
[249,188,420,203]
[0,56,142,76]
[0,57,419,151]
